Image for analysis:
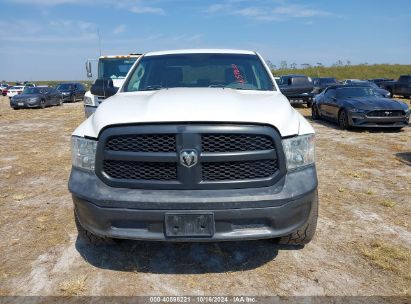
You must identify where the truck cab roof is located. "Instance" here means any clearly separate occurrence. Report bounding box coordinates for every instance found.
[99,54,142,59]
[145,49,256,56]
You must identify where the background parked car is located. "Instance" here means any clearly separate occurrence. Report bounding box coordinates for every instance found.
[312,85,410,130]
[56,82,86,102]
[312,77,339,94]
[10,86,63,109]
[379,75,411,98]
[342,79,362,84]
[278,74,314,107]
[346,80,391,98]
[0,83,9,93]
[2,85,12,96]
[6,86,25,98]
[368,78,394,87]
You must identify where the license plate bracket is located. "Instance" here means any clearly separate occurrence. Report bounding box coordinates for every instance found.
[165,213,214,237]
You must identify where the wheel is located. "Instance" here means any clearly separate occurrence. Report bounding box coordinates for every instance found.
[403,95,410,99]
[71,94,76,103]
[388,88,393,97]
[278,190,318,245]
[307,101,312,108]
[57,98,63,106]
[311,104,320,120]
[12,107,19,110]
[338,109,349,130]
[40,99,46,109]
[74,210,114,245]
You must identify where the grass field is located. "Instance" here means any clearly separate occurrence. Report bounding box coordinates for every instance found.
[272,64,411,81]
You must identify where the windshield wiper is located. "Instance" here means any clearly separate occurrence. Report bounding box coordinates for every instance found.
[208,84,226,88]
[143,85,164,91]
[208,84,251,90]
[231,87,250,90]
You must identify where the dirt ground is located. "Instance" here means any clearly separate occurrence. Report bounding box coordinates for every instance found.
[0,96,410,296]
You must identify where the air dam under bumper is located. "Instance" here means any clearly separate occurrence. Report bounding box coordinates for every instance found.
[349,113,409,128]
[69,165,318,241]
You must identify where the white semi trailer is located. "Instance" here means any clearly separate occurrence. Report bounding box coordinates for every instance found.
[83,54,141,117]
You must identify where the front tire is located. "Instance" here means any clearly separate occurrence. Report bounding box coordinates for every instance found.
[307,101,312,108]
[311,104,320,120]
[40,99,46,109]
[71,94,76,103]
[57,98,63,106]
[74,210,114,245]
[278,191,318,246]
[338,109,349,129]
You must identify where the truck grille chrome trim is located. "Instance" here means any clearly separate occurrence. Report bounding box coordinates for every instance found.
[95,124,286,190]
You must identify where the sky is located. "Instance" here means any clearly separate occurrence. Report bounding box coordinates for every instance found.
[0,0,410,81]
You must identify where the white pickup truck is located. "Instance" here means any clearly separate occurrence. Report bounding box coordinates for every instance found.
[69,49,318,245]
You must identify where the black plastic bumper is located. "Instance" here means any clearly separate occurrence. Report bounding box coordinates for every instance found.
[69,165,318,241]
[349,113,409,128]
[62,94,73,101]
[10,100,40,108]
[285,94,314,104]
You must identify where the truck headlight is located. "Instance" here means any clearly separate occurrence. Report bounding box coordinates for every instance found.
[282,134,315,170]
[83,96,93,105]
[71,136,97,171]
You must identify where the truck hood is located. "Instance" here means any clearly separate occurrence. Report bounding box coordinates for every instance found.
[74,88,309,138]
[12,93,42,99]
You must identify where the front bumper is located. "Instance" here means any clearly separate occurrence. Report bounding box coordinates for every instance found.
[62,94,73,101]
[349,112,409,128]
[10,99,40,108]
[69,165,318,241]
[286,94,314,104]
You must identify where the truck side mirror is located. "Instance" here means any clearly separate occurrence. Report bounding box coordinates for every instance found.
[90,78,118,98]
[86,61,92,78]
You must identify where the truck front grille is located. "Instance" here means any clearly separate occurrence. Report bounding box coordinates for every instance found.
[202,159,278,181]
[104,160,177,181]
[96,124,286,190]
[202,134,274,152]
[106,134,176,152]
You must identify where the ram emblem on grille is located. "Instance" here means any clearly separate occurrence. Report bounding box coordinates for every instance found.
[180,149,198,168]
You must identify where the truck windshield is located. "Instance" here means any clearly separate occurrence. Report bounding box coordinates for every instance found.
[337,87,378,98]
[124,53,274,91]
[99,58,137,79]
